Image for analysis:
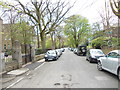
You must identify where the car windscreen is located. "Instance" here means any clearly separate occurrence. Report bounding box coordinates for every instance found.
[91,50,104,55]
[47,51,56,54]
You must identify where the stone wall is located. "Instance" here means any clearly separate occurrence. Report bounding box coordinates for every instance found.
[5,60,18,72]
[5,54,45,72]
[35,54,45,62]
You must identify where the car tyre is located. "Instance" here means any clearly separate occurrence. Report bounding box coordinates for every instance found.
[45,59,48,62]
[89,59,92,63]
[97,61,103,71]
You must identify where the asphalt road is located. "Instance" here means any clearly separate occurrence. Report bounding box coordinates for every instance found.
[4,49,119,88]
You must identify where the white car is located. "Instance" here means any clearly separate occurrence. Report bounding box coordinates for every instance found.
[97,50,120,80]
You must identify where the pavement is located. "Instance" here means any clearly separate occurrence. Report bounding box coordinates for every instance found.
[1,59,45,84]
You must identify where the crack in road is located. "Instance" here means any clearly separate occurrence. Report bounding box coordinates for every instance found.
[54,74,80,88]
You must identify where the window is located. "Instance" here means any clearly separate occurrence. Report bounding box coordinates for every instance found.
[117,54,120,58]
[4,44,6,49]
[107,52,118,58]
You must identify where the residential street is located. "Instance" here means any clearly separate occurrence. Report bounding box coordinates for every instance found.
[3,49,118,88]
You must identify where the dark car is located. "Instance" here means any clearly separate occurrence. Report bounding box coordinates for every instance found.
[76,45,87,56]
[86,49,105,63]
[44,50,58,61]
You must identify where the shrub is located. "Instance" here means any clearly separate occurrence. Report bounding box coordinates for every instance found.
[35,49,47,55]
[91,37,108,49]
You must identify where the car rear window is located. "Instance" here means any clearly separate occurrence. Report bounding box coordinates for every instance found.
[91,50,104,54]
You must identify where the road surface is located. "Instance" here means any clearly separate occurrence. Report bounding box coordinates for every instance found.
[3,49,119,88]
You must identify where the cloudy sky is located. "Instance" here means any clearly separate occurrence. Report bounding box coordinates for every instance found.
[1,0,117,24]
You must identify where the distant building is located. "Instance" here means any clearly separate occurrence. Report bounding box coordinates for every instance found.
[0,18,37,53]
[2,24,12,51]
[0,18,12,52]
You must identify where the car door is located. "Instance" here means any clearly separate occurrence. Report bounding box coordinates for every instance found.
[104,52,117,72]
[108,52,119,73]
[102,53,112,70]
[101,56,108,69]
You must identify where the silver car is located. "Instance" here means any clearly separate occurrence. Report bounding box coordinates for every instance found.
[44,50,58,61]
[97,50,120,80]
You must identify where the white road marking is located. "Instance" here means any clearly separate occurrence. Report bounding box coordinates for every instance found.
[6,77,24,89]
[34,62,45,70]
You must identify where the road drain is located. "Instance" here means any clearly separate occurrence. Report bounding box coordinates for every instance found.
[63,83,70,88]
[54,83,61,86]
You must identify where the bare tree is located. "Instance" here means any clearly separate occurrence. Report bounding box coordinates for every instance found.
[15,0,73,50]
[50,31,56,49]
[110,0,120,19]
[98,0,113,30]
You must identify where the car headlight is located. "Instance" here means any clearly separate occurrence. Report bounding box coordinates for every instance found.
[91,55,96,58]
[45,55,48,57]
[52,54,56,57]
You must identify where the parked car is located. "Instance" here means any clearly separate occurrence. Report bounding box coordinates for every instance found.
[86,49,105,63]
[56,49,62,57]
[76,45,87,56]
[73,48,78,54]
[97,50,120,80]
[68,47,74,51]
[44,50,58,61]
[61,48,65,52]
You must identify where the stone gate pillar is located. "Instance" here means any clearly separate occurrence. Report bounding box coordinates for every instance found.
[12,40,22,68]
[30,44,35,62]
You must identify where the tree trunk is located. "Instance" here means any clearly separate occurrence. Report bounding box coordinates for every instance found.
[50,33,55,49]
[119,1,120,19]
[40,32,46,52]
[37,28,40,48]
[58,38,61,48]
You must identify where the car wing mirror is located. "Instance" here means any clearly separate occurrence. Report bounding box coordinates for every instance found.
[105,55,108,57]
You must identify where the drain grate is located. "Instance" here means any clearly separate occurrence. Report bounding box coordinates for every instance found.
[54,83,61,86]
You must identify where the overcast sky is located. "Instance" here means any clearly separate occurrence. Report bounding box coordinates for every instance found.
[1,0,117,24]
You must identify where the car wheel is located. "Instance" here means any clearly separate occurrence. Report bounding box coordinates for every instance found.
[45,59,48,62]
[97,61,103,71]
[118,68,120,80]
[89,58,92,63]
[54,58,57,61]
